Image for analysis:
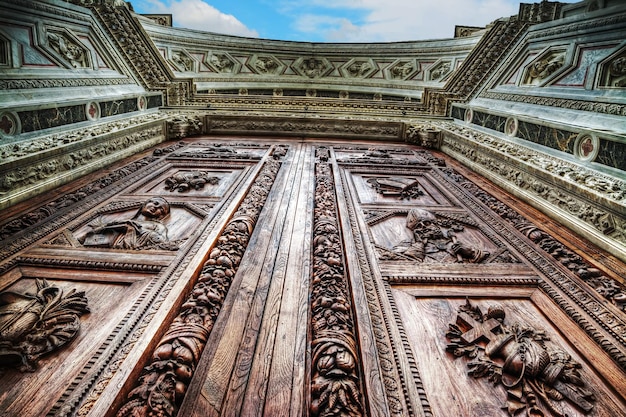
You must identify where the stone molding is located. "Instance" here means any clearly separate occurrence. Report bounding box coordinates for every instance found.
[437,121,626,263]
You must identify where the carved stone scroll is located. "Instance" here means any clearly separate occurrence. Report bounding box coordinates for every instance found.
[116,158,281,417]
[0,279,89,372]
[446,299,596,416]
[310,148,364,417]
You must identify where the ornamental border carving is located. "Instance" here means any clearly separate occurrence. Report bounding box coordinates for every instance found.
[433,121,626,204]
[480,91,626,116]
[114,158,282,417]
[0,78,134,90]
[310,155,364,416]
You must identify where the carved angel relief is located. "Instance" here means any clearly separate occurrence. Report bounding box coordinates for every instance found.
[446,300,595,417]
[164,171,220,192]
[0,279,89,372]
[366,177,424,199]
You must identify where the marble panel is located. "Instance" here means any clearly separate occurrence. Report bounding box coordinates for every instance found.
[18,105,86,133]
[517,120,577,154]
[596,139,626,171]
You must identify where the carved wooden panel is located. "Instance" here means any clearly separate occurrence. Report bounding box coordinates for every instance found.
[0,137,624,417]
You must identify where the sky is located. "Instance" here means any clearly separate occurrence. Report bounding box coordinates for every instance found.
[131,0,583,43]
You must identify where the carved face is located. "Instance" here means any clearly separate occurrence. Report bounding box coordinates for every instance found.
[141,197,170,219]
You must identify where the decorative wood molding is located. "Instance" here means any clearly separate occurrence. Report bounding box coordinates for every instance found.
[310,149,364,417]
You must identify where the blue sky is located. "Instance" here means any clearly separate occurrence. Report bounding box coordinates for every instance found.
[131,0,582,42]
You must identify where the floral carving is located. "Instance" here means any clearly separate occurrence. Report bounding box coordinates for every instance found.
[116,158,281,417]
[446,300,595,416]
[310,149,363,417]
[0,279,89,372]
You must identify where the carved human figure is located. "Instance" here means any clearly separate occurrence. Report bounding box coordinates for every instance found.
[82,197,172,250]
[526,53,564,84]
[393,208,489,262]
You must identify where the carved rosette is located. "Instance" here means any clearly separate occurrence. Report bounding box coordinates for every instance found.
[310,148,364,417]
[116,158,282,417]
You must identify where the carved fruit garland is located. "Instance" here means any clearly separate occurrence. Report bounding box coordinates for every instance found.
[116,158,281,417]
[310,148,364,417]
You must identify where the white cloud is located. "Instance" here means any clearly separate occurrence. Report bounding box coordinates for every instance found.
[144,0,259,37]
[290,0,522,42]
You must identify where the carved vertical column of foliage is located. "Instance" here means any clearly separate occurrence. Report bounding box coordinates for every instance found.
[116,158,281,417]
[310,148,364,417]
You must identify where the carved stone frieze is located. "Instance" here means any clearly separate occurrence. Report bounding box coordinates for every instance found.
[0,279,89,372]
[116,157,282,417]
[0,126,164,197]
[446,299,595,416]
[83,1,173,88]
[0,113,166,162]
[311,149,364,417]
[425,19,528,114]
[438,125,626,259]
[434,121,626,204]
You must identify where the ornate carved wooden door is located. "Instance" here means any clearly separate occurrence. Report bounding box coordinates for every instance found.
[0,137,624,417]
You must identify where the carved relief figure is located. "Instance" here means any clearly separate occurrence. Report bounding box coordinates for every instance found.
[254,56,278,74]
[164,171,220,192]
[430,62,451,80]
[391,208,489,262]
[171,51,193,72]
[0,279,89,372]
[47,32,89,68]
[209,53,234,73]
[81,197,176,250]
[607,55,626,87]
[366,177,423,199]
[446,300,595,416]
[301,58,326,78]
[390,61,414,79]
[347,61,372,78]
[524,52,565,85]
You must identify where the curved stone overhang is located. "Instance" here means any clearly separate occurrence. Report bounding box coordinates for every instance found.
[139,15,484,116]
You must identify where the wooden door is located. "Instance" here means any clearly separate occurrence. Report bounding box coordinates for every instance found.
[0,137,624,417]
